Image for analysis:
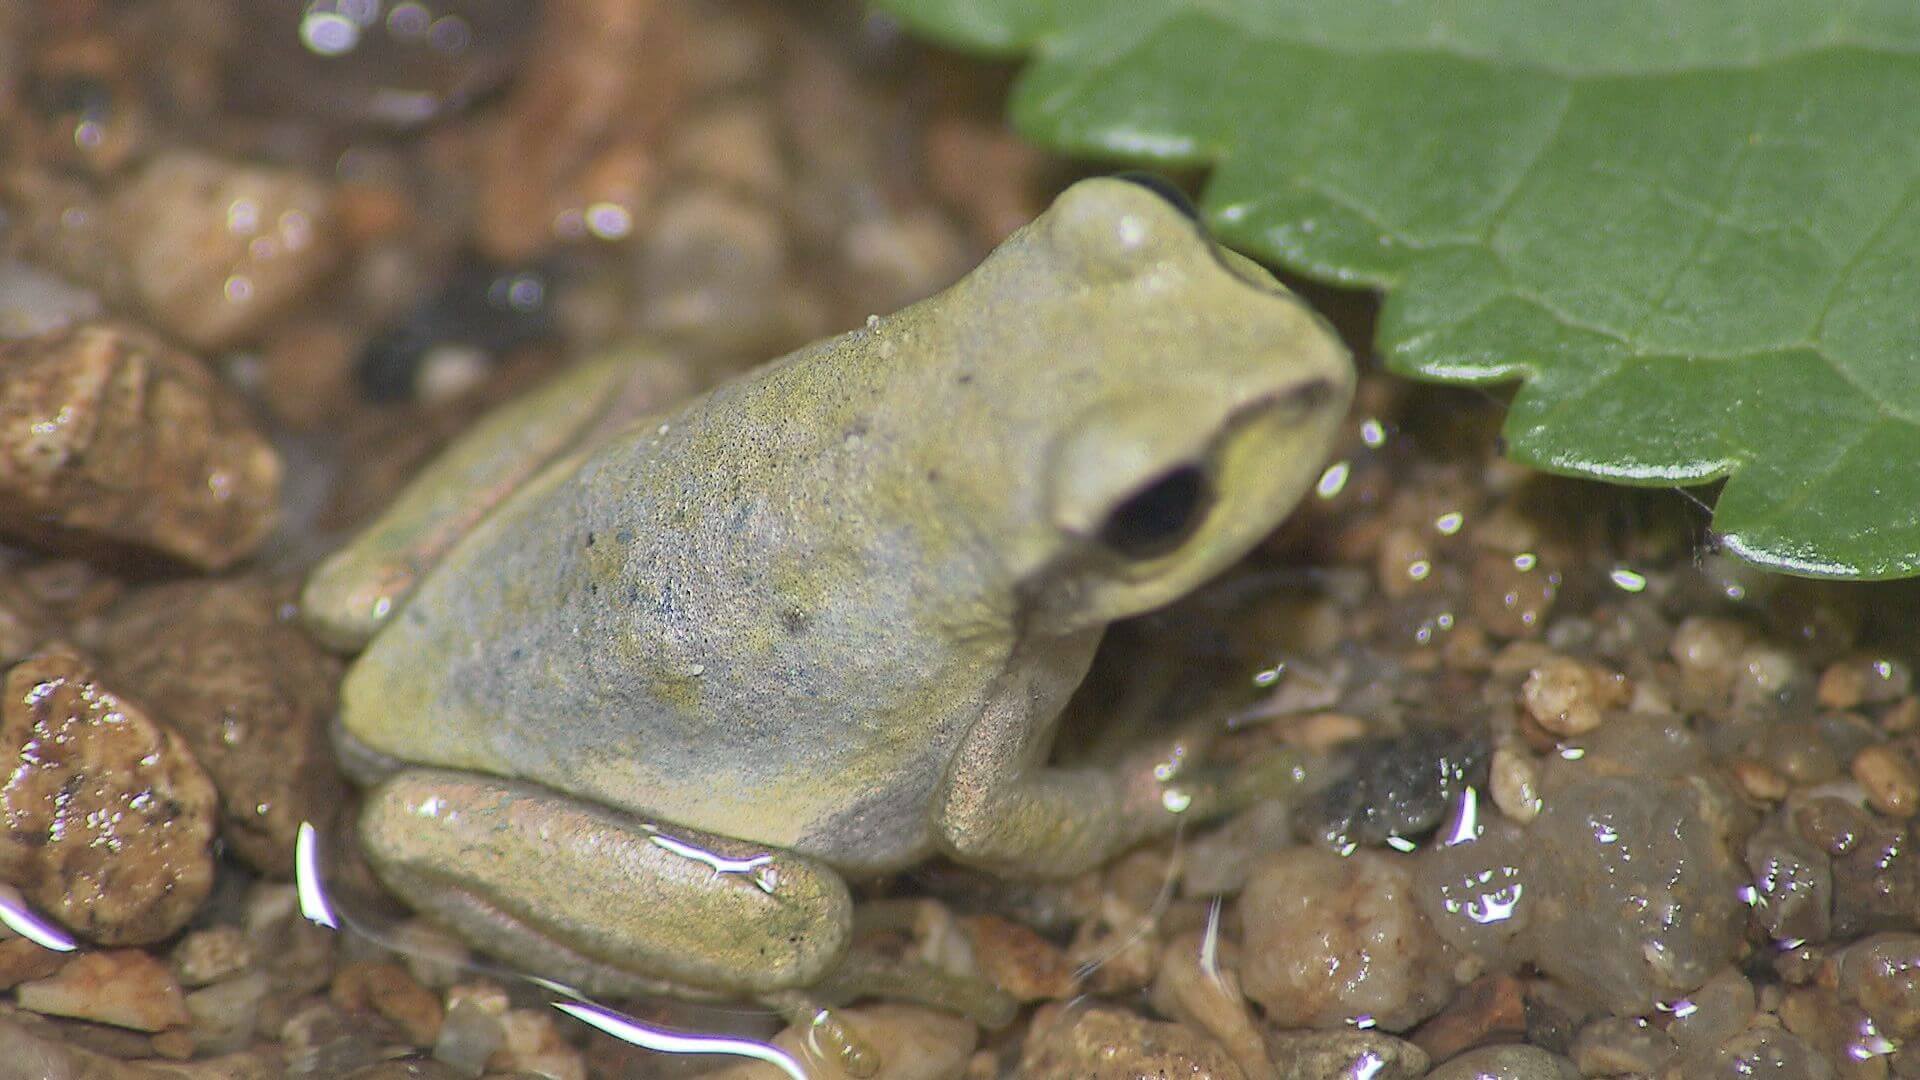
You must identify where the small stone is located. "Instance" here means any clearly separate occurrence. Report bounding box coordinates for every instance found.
[17,948,189,1031]
[97,578,346,876]
[109,150,340,349]
[489,1009,586,1080]
[1151,930,1272,1080]
[1570,1015,1678,1076]
[433,996,507,1076]
[331,961,445,1047]
[1239,847,1458,1032]
[1426,1044,1580,1079]
[665,98,786,200]
[1669,616,1753,694]
[636,188,792,355]
[0,936,71,989]
[184,971,270,1057]
[0,323,281,570]
[0,648,218,944]
[1017,1004,1243,1080]
[1469,550,1559,640]
[1488,746,1543,823]
[172,926,253,987]
[1666,967,1756,1058]
[1520,657,1629,737]
[703,1003,977,1080]
[957,914,1071,1002]
[1409,973,1528,1063]
[341,1063,466,1080]
[150,1028,195,1060]
[1266,1029,1429,1080]
[260,318,359,430]
[1839,933,1920,1039]
[1732,758,1792,803]
[1854,744,1920,820]
[475,0,685,261]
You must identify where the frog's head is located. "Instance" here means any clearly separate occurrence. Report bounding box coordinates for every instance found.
[954,176,1354,635]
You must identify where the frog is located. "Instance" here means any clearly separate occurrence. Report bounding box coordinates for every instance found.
[301,176,1354,1040]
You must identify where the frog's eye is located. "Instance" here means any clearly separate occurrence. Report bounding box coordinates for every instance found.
[1114,172,1202,223]
[1098,463,1213,561]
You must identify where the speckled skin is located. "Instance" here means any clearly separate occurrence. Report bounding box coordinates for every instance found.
[304,178,1352,1012]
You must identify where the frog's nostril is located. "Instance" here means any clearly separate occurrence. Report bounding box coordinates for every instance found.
[1098,463,1212,561]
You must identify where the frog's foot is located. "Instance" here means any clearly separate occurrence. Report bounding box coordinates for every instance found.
[358,769,855,999]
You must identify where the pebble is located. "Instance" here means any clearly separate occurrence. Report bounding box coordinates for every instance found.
[225,2,534,131]
[0,936,71,989]
[1523,769,1748,1013]
[17,948,189,1032]
[1794,796,1920,939]
[1410,974,1529,1063]
[1837,933,1920,1039]
[1487,746,1543,822]
[1468,550,1559,640]
[1017,1004,1244,1080]
[0,323,281,571]
[0,648,217,943]
[1570,1015,1678,1076]
[341,1062,466,1080]
[488,1009,587,1080]
[1297,727,1487,849]
[1520,657,1629,737]
[109,151,340,349]
[97,579,346,876]
[1677,1023,1837,1079]
[474,0,686,261]
[1151,930,1273,1080]
[1853,744,1920,819]
[704,1003,976,1080]
[1425,1044,1580,1079]
[1669,616,1755,695]
[172,926,253,988]
[1239,846,1459,1032]
[665,97,787,200]
[183,971,270,1057]
[635,188,794,355]
[330,961,444,1048]
[1821,655,1914,710]
[956,914,1071,1002]
[1267,1029,1429,1080]
[0,575,49,667]
[1183,799,1296,897]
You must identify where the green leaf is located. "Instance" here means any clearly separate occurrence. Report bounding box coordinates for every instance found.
[877,0,1920,578]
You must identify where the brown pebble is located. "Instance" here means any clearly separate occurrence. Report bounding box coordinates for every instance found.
[109,150,340,349]
[475,0,685,261]
[1732,757,1792,803]
[0,936,72,989]
[958,914,1071,1002]
[1410,973,1529,1062]
[331,960,445,1046]
[1885,697,1920,734]
[1017,1003,1243,1080]
[1854,745,1920,819]
[0,647,218,944]
[98,578,346,876]
[17,948,189,1031]
[489,1008,587,1080]
[1521,657,1630,737]
[0,322,281,570]
[172,925,253,987]
[1469,550,1559,639]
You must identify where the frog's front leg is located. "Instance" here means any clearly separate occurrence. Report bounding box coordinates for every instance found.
[358,770,1014,1032]
[936,667,1307,880]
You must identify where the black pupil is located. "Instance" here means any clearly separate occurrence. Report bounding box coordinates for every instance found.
[1098,465,1210,560]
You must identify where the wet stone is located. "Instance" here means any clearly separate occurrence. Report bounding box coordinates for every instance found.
[1017,1004,1243,1080]
[1267,1028,1430,1079]
[1240,846,1459,1032]
[0,323,281,571]
[1795,797,1920,939]
[1426,1044,1580,1080]
[109,151,340,349]
[0,648,218,944]
[1297,727,1488,850]
[97,578,346,877]
[17,949,189,1032]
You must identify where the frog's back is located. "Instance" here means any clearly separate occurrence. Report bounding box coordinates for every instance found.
[338,344,1018,873]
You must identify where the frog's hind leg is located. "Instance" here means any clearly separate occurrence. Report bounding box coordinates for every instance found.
[358,768,854,999]
[301,346,701,652]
